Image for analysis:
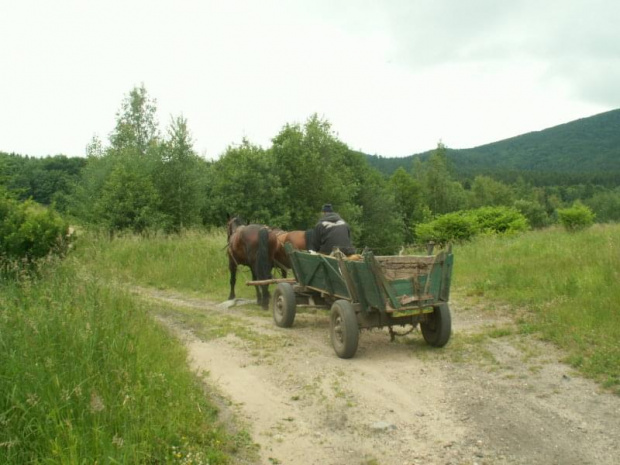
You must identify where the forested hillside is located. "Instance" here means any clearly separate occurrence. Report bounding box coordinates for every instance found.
[367,109,620,185]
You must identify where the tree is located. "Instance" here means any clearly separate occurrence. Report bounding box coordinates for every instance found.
[72,85,168,233]
[204,139,287,227]
[95,161,166,234]
[415,142,467,215]
[109,84,159,156]
[270,115,359,230]
[155,116,204,230]
[469,175,514,208]
[388,167,426,243]
[357,169,404,254]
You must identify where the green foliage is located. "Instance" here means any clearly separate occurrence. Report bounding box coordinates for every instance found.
[415,206,529,244]
[205,139,287,227]
[0,152,85,208]
[270,115,360,230]
[72,86,209,234]
[469,175,514,207]
[110,84,159,155]
[415,212,478,244]
[356,168,404,254]
[155,116,205,230]
[96,161,167,234]
[585,189,620,223]
[472,206,529,234]
[388,167,426,243]
[0,190,69,263]
[513,199,550,229]
[455,225,620,392]
[414,143,467,215]
[0,256,234,463]
[557,202,595,231]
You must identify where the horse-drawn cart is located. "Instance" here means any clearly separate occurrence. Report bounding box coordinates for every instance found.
[268,244,454,358]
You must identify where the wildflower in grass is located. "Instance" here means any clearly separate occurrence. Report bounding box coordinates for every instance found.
[0,439,19,450]
[89,391,105,413]
[26,393,40,406]
[112,434,124,448]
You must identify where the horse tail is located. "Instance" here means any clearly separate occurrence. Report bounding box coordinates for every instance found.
[256,228,272,280]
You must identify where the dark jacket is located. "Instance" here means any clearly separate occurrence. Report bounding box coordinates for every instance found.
[313,212,355,255]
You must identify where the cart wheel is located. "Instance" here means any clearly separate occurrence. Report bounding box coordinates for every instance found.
[330,300,359,359]
[272,283,296,328]
[421,303,451,347]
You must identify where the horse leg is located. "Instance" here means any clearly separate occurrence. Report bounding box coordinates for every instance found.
[260,284,270,310]
[251,268,261,305]
[228,261,237,300]
[274,261,287,279]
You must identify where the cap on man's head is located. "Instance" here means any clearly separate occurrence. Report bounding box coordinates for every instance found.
[321,204,333,213]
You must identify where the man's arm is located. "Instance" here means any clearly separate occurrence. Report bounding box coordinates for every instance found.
[312,222,323,251]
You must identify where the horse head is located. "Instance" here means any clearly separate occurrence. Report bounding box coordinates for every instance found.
[226,214,246,239]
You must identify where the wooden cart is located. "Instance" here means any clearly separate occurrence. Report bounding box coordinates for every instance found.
[270,244,454,358]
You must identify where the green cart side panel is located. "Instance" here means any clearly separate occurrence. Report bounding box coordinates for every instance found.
[285,243,454,314]
[345,260,384,310]
[290,250,350,299]
[440,253,454,301]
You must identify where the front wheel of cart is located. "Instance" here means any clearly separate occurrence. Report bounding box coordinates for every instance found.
[272,283,296,328]
[330,300,359,359]
[421,303,451,347]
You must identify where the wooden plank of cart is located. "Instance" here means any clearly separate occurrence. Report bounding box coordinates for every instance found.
[264,242,454,359]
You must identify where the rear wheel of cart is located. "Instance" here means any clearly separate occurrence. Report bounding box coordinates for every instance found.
[272,283,296,328]
[330,300,359,359]
[421,303,451,347]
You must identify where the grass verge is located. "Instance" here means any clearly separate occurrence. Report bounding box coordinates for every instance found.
[76,230,256,301]
[454,224,620,392]
[0,257,247,463]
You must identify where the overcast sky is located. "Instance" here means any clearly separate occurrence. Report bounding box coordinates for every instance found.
[1,0,619,159]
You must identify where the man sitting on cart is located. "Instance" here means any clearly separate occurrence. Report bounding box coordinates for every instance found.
[312,204,356,256]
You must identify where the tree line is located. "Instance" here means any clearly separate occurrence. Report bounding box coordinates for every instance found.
[2,85,619,253]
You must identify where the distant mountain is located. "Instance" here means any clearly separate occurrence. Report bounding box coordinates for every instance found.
[366,109,620,184]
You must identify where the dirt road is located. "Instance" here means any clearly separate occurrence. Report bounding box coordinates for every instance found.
[142,288,620,465]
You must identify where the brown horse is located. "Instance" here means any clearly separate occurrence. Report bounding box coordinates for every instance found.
[272,228,316,271]
[227,215,278,309]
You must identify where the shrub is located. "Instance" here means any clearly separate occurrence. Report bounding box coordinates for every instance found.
[415,211,478,244]
[469,206,529,234]
[0,192,70,263]
[557,202,595,231]
[514,199,550,229]
[415,206,528,244]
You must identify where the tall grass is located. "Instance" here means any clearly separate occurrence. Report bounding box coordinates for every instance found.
[0,257,236,463]
[77,230,255,300]
[454,224,620,392]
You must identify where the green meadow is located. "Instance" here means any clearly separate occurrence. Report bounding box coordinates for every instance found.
[0,246,251,464]
[2,223,618,462]
[454,224,620,391]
